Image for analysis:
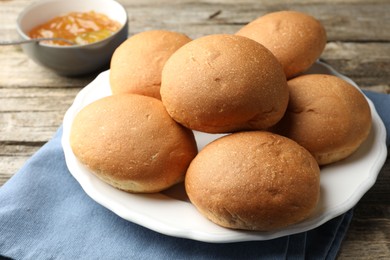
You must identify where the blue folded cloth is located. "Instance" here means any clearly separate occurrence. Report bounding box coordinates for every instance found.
[363,91,390,145]
[0,90,388,260]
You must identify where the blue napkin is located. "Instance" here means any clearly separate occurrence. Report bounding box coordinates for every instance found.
[0,90,388,260]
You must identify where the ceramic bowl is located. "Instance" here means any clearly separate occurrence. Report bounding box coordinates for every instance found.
[16,0,128,76]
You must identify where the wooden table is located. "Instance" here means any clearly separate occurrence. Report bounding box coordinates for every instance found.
[1,0,389,258]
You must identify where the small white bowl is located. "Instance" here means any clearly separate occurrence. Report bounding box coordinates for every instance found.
[16,0,128,76]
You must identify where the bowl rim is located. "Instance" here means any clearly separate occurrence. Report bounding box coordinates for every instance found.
[16,0,129,49]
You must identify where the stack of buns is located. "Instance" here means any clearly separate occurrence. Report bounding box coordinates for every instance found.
[69,10,372,232]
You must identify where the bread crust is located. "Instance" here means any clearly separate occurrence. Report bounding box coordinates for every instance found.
[236,11,327,79]
[160,34,288,133]
[110,30,192,99]
[70,94,198,193]
[270,74,372,165]
[185,131,320,231]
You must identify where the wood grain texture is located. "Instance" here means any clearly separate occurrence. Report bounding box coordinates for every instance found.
[0,0,389,259]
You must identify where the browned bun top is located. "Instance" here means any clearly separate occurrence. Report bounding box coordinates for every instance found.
[185,131,320,231]
[70,94,198,193]
[270,74,372,165]
[236,11,327,79]
[110,30,192,99]
[160,34,289,134]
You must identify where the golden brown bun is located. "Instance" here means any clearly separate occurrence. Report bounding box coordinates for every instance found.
[236,11,327,79]
[185,131,320,231]
[270,74,372,165]
[110,30,192,99]
[160,34,289,133]
[70,94,198,193]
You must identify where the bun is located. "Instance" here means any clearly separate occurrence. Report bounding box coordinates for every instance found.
[236,11,327,79]
[185,131,320,231]
[110,30,192,99]
[270,74,372,165]
[160,34,289,133]
[70,94,198,193]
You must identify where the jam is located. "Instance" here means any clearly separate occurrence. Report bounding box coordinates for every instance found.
[28,11,122,46]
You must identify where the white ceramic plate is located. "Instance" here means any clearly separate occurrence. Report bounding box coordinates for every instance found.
[62,61,387,243]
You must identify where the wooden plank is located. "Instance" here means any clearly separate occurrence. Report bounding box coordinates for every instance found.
[339,219,390,259]
[1,1,389,42]
[0,87,81,112]
[0,111,63,142]
[354,158,390,217]
[0,46,98,88]
[0,156,34,186]
[322,42,390,92]
[0,143,46,186]
[122,1,390,42]
[1,43,388,91]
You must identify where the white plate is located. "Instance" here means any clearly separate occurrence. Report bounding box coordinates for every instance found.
[62,61,387,243]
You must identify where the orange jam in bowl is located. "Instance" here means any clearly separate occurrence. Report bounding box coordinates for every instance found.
[28,11,122,46]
